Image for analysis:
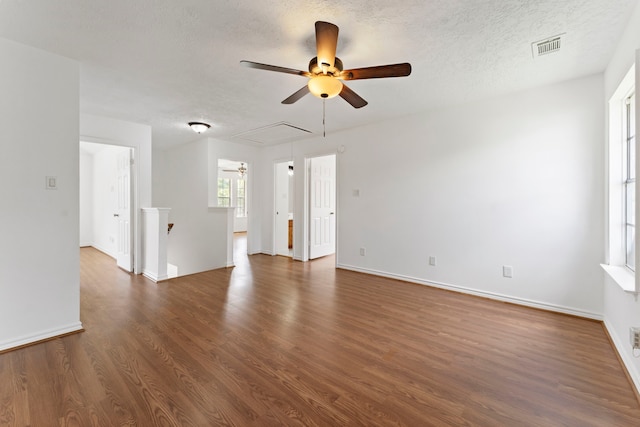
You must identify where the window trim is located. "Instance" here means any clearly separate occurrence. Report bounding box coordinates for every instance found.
[605,64,638,293]
[236,178,247,218]
[217,177,231,208]
[624,92,636,271]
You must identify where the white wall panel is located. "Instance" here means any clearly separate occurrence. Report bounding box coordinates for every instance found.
[0,38,82,350]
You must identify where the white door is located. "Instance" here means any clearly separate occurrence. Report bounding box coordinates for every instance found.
[116,149,133,271]
[309,154,336,259]
[275,162,291,256]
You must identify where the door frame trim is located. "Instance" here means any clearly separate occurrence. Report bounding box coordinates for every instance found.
[272,159,294,257]
[80,137,140,273]
[303,153,338,263]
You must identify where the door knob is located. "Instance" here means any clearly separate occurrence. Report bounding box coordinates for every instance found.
[113,213,119,217]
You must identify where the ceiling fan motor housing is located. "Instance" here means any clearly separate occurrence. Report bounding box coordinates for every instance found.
[309,57,343,76]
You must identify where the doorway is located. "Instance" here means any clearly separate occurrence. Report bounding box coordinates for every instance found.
[217,159,250,256]
[274,160,294,257]
[307,154,336,260]
[79,141,134,272]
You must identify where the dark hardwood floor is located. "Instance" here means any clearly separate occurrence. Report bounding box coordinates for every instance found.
[1,235,639,425]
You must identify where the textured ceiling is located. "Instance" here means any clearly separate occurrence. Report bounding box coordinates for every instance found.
[0,0,636,149]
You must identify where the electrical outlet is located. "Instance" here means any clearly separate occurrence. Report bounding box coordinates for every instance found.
[359,247,366,256]
[429,256,436,266]
[631,327,640,349]
[503,265,513,278]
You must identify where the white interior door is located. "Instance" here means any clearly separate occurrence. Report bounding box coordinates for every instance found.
[309,154,336,259]
[116,149,133,271]
[275,162,290,256]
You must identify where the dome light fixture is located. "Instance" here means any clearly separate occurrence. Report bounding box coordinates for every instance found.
[307,75,343,99]
[188,122,211,133]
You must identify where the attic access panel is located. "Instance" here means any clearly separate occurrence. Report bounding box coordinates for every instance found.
[233,122,313,145]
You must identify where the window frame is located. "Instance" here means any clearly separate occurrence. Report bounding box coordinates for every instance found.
[217,178,231,207]
[236,178,247,218]
[603,64,638,293]
[624,92,636,271]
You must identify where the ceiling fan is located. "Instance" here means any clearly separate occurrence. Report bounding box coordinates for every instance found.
[223,162,247,177]
[241,21,412,109]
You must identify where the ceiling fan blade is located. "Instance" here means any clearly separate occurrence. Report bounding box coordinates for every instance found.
[339,63,412,80]
[240,60,311,77]
[339,84,368,109]
[282,86,310,104]
[315,21,339,69]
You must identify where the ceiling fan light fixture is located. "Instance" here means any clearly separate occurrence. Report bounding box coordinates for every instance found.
[238,162,247,177]
[188,122,210,133]
[308,75,343,99]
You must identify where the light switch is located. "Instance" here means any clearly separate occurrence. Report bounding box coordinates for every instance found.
[503,265,513,278]
[46,176,57,190]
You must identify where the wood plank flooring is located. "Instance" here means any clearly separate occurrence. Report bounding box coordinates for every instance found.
[1,240,640,425]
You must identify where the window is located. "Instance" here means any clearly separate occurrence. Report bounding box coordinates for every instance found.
[603,65,636,292]
[625,92,636,271]
[236,179,247,217]
[217,178,231,207]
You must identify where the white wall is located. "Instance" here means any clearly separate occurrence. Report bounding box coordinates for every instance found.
[152,138,262,275]
[162,140,231,275]
[217,169,248,232]
[260,140,337,260]
[602,0,640,395]
[80,114,152,274]
[259,74,605,318]
[207,138,263,253]
[0,38,82,351]
[79,151,94,247]
[152,148,168,207]
[335,75,605,318]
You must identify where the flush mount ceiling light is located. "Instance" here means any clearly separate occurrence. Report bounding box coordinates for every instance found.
[188,122,210,133]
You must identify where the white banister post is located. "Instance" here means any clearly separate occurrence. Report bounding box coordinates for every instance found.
[226,207,235,267]
[141,208,171,282]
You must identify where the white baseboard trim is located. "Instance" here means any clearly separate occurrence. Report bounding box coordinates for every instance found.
[604,319,640,396]
[142,270,167,282]
[336,263,603,321]
[0,322,84,352]
[91,243,116,259]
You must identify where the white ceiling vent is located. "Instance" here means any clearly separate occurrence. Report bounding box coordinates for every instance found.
[232,122,313,145]
[532,34,565,58]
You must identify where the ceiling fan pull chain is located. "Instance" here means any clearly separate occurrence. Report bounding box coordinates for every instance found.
[323,99,326,138]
